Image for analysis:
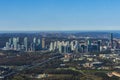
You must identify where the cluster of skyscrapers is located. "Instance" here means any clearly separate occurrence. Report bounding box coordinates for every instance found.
[3,33,119,53]
[49,39,101,53]
[49,33,120,53]
[4,37,45,51]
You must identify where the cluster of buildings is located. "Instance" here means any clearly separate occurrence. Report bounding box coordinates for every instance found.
[49,39,101,53]
[3,37,45,51]
[3,33,120,53]
[49,33,120,53]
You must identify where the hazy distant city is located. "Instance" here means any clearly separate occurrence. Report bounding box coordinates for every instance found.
[0,31,119,80]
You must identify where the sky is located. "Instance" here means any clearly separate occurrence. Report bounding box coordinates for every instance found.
[0,0,120,31]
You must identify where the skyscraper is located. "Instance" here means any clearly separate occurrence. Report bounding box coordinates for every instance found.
[97,40,101,52]
[9,38,12,45]
[33,37,36,43]
[58,42,62,53]
[13,38,17,50]
[37,39,41,45]
[16,37,19,43]
[110,33,113,49]
[49,42,54,51]
[54,41,57,50]
[24,37,28,51]
[6,42,9,50]
[42,38,45,49]
[87,39,92,52]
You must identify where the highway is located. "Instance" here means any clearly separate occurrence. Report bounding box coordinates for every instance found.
[0,54,63,79]
[25,54,63,70]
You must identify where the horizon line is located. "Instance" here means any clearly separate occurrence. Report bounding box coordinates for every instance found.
[0,30,120,33]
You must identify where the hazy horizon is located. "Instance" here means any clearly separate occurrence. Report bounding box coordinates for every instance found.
[0,30,120,33]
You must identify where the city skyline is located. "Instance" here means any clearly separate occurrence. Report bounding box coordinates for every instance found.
[0,0,120,31]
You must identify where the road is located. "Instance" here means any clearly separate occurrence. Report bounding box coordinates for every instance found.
[0,54,63,79]
[25,54,63,70]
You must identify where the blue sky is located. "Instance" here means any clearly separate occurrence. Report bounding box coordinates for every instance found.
[0,0,120,31]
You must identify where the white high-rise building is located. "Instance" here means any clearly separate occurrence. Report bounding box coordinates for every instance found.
[49,42,54,51]
[13,38,17,50]
[58,42,62,53]
[6,42,9,50]
[57,41,60,49]
[33,37,36,43]
[9,38,12,45]
[70,41,74,51]
[54,41,57,50]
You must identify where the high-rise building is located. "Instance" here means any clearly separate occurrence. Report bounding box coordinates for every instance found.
[58,43,62,53]
[110,33,113,49]
[70,41,74,51]
[13,38,17,50]
[9,38,12,45]
[33,37,36,43]
[16,37,19,43]
[42,38,45,49]
[87,39,92,52]
[24,37,28,51]
[6,42,9,50]
[35,38,41,50]
[37,39,41,45]
[97,40,101,52]
[49,42,54,51]
[54,41,57,50]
